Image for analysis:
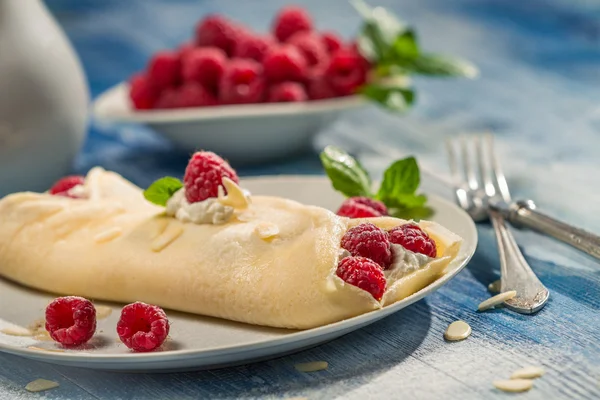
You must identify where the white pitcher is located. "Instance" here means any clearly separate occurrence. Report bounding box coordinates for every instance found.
[0,0,89,196]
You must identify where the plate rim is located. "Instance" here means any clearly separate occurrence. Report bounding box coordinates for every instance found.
[0,175,477,364]
[92,82,366,124]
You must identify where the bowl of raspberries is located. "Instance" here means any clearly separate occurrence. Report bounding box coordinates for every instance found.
[93,2,477,164]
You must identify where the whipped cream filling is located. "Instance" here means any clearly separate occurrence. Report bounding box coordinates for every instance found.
[385,243,433,280]
[166,189,234,225]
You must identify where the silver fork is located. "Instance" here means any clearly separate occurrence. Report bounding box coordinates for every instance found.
[446,134,550,314]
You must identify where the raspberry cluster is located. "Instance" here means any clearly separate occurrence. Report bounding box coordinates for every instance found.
[129,6,370,110]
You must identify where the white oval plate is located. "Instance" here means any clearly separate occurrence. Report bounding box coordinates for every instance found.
[0,176,477,372]
[92,83,366,163]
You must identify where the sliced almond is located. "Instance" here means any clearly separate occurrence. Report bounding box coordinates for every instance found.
[493,379,533,393]
[33,331,53,342]
[25,379,59,393]
[294,361,328,372]
[94,305,113,320]
[478,290,517,312]
[254,222,279,239]
[511,366,545,380]
[0,326,33,336]
[151,223,183,252]
[444,320,471,341]
[94,227,122,243]
[218,177,250,209]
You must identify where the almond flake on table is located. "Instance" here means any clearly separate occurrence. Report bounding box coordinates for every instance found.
[493,379,533,393]
[511,366,545,380]
[294,361,328,372]
[477,290,517,312]
[25,379,59,392]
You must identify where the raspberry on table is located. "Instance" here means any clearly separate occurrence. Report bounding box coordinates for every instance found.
[307,76,337,100]
[272,6,313,42]
[129,73,159,110]
[182,47,227,93]
[49,175,85,197]
[388,223,437,258]
[195,15,240,56]
[337,197,387,218]
[116,302,170,352]
[234,34,275,62]
[184,151,239,203]
[268,81,307,102]
[325,48,369,96]
[287,32,328,71]
[45,296,96,347]
[177,41,196,63]
[219,59,266,104]
[341,222,392,269]
[336,256,386,301]
[262,45,307,83]
[321,31,343,54]
[147,51,181,90]
[175,82,217,108]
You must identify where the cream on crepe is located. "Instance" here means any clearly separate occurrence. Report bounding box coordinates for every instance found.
[0,168,461,329]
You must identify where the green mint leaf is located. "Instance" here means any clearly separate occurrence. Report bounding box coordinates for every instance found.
[143,177,183,207]
[359,83,415,112]
[393,193,427,209]
[376,156,420,203]
[389,205,434,221]
[391,29,419,61]
[407,53,479,78]
[320,146,372,198]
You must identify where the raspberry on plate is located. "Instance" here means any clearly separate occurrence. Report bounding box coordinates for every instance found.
[268,81,307,102]
[184,151,240,203]
[287,32,328,69]
[321,31,343,54]
[182,47,227,92]
[147,51,181,90]
[177,41,196,63]
[176,82,217,108]
[219,58,266,104]
[116,302,170,352]
[272,6,313,42]
[45,296,96,347]
[195,15,239,56]
[325,48,369,96]
[388,223,437,258]
[336,256,386,301]
[234,34,275,62]
[154,88,179,109]
[307,76,337,100]
[337,197,387,218]
[129,73,159,110]
[263,45,307,83]
[341,222,392,269]
[49,175,85,197]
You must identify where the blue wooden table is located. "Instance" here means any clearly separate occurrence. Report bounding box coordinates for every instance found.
[1,0,599,398]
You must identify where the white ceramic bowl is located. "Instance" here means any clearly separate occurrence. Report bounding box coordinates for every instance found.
[92,83,366,163]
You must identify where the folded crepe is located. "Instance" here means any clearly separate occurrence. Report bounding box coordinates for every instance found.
[0,168,462,329]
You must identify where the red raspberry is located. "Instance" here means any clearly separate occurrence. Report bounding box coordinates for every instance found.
[287,32,327,66]
[49,175,85,197]
[268,82,307,102]
[341,222,392,269]
[389,223,437,258]
[147,51,181,90]
[325,48,369,96]
[219,59,266,104]
[195,15,239,56]
[263,45,307,83]
[45,296,96,347]
[272,6,313,42]
[116,302,169,352]
[336,256,386,300]
[176,82,217,108]
[184,151,239,203]
[129,73,159,110]
[337,197,387,218]
[182,47,226,93]
[307,77,336,100]
[177,41,196,63]
[154,88,179,109]
[321,31,343,54]
[234,34,275,62]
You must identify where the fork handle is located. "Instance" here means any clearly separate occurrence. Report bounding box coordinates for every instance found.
[506,199,600,260]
